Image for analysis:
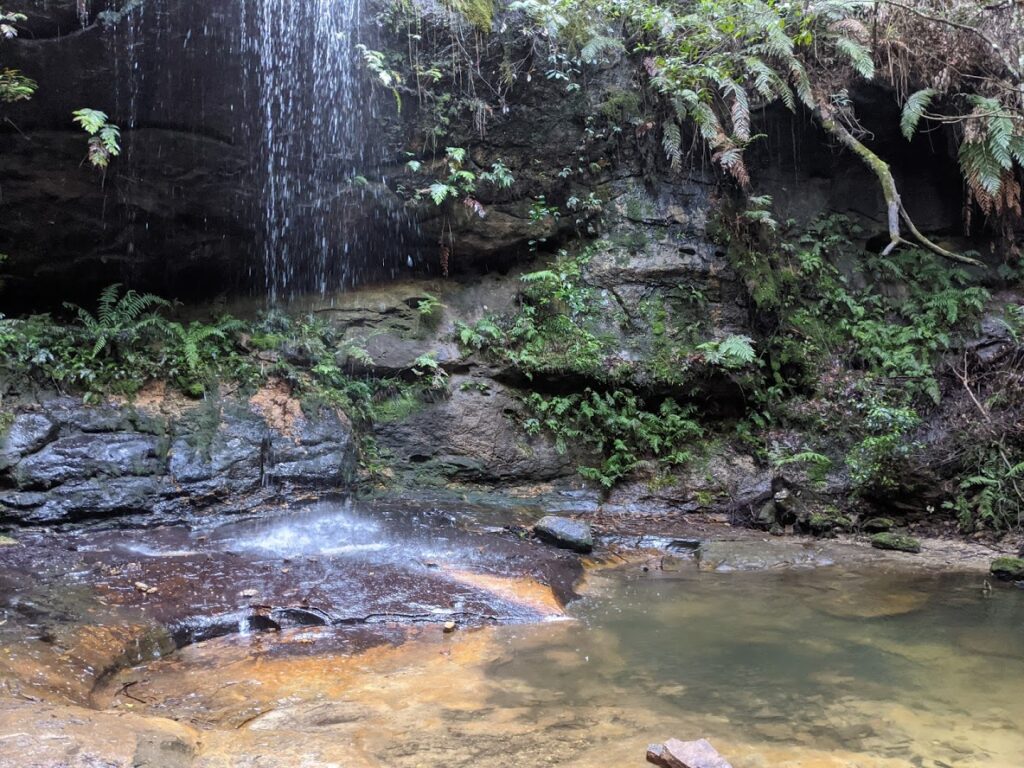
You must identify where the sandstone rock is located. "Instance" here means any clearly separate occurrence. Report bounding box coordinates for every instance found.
[533,515,594,553]
[647,738,733,768]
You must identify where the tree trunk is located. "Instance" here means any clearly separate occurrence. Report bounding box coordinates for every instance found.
[813,100,982,267]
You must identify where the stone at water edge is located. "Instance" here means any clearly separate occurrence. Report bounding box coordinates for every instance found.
[646,738,733,768]
[990,556,1024,581]
[862,517,895,533]
[532,515,593,553]
[870,532,921,553]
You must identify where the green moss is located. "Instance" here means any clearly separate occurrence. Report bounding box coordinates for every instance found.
[598,88,642,124]
[248,333,286,351]
[444,0,494,30]
[372,390,425,423]
[862,517,895,533]
[870,532,921,554]
[622,190,657,222]
[990,556,1024,581]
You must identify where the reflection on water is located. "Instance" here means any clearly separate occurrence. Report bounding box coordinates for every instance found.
[112,564,1024,768]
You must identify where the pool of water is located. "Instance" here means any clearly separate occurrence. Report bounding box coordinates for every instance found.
[103,561,1024,768]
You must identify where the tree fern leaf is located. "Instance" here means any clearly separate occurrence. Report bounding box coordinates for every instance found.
[900,88,936,141]
[662,120,683,171]
[834,36,874,80]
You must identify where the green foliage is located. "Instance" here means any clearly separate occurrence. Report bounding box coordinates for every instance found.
[455,317,503,349]
[65,284,170,360]
[411,352,450,390]
[845,399,921,492]
[355,44,403,111]
[408,147,514,215]
[72,109,122,169]
[773,450,833,484]
[415,293,445,330]
[696,335,756,370]
[733,215,989,404]
[163,317,246,396]
[899,88,936,141]
[0,67,34,102]
[443,0,496,30]
[523,388,703,487]
[0,10,35,103]
[945,450,1024,533]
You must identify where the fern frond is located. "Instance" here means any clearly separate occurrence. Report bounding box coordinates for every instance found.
[580,34,623,64]
[900,88,936,141]
[662,120,683,172]
[834,36,874,79]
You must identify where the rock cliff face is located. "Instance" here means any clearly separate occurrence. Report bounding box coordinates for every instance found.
[1,1,971,310]
[0,390,355,524]
[0,1,1005,530]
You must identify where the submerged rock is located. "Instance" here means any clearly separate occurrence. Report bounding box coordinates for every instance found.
[647,738,733,768]
[990,556,1024,581]
[870,532,922,553]
[533,516,593,553]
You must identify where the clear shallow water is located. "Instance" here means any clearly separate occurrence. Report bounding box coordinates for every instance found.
[479,568,1024,767]
[109,560,1024,768]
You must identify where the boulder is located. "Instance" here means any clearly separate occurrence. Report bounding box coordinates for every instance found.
[990,556,1024,581]
[533,515,594,553]
[647,738,733,768]
[870,532,921,554]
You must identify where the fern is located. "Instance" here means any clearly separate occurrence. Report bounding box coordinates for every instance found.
[580,34,623,64]
[65,284,170,360]
[662,120,682,171]
[834,36,874,79]
[697,334,757,369]
[900,88,936,141]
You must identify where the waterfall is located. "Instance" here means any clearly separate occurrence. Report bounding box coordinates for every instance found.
[98,0,417,300]
[245,0,409,300]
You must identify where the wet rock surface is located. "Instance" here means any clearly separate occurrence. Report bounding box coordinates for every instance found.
[0,394,356,525]
[647,738,733,768]
[533,515,594,553]
[0,498,581,706]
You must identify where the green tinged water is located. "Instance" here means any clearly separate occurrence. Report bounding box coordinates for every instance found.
[481,567,1024,767]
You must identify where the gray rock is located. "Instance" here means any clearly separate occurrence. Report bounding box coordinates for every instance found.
[533,515,593,553]
[647,738,733,768]
[0,413,58,469]
[0,396,358,525]
[375,376,577,485]
[12,433,163,490]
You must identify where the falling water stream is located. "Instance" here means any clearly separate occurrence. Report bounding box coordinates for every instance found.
[103,0,416,299]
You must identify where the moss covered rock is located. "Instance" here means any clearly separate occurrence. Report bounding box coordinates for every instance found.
[870,532,921,554]
[990,556,1024,581]
[862,517,895,533]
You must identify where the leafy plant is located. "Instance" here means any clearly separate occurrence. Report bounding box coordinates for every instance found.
[163,317,245,395]
[0,10,35,103]
[523,388,704,487]
[696,335,757,370]
[64,284,170,360]
[72,108,122,169]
